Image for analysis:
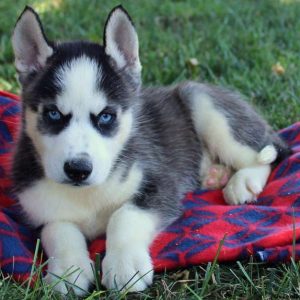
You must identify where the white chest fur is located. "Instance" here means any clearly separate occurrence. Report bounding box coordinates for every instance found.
[18,164,143,239]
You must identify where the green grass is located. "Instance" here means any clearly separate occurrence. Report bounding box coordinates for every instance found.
[2,243,300,299]
[1,0,300,299]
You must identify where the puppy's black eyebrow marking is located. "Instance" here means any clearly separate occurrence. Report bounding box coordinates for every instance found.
[43,103,59,110]
[42,100,57,105]
[92,104,119,116]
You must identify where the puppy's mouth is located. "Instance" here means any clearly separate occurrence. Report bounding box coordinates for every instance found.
[61,180,91,187]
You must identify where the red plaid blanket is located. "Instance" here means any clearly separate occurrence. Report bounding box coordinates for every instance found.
[0,90,299,281]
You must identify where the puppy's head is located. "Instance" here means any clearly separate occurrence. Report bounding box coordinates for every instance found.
[12,6,141,187]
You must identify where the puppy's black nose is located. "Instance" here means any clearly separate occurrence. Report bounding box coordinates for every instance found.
[64,158,93,183]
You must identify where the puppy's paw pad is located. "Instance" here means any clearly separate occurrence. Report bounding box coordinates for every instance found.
[202,164,232,190]
[101,248,153,291]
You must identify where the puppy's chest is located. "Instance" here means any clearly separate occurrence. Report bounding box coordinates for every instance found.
[18,164,143,239]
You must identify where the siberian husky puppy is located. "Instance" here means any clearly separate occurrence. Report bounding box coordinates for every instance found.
[11,5,290,295]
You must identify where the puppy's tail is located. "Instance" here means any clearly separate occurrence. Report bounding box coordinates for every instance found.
[257,136,292,166]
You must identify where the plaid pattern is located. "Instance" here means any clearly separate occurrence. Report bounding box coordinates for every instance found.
[0,91,299,282]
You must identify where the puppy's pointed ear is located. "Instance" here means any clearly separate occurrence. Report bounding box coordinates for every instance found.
[104,6,141,75]
[12,6,53,82]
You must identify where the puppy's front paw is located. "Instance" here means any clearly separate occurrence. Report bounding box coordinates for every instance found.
[44,255,94,296]
[223,168,265,205]
[101,247,153,292]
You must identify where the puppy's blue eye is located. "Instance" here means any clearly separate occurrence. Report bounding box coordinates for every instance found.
[98,112,115,126]
[47,110,61,121]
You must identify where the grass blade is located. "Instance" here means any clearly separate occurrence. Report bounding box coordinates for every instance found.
[24,239,41,300]
[237,261,259,293]
[199,234,226,298]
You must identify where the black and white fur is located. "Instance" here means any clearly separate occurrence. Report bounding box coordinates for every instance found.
[12,6,290,295]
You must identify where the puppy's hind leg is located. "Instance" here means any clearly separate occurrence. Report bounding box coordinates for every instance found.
[179,82,289,205]
[198,133,277,192]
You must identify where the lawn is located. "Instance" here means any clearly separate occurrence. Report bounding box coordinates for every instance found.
[0,0,300,299]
